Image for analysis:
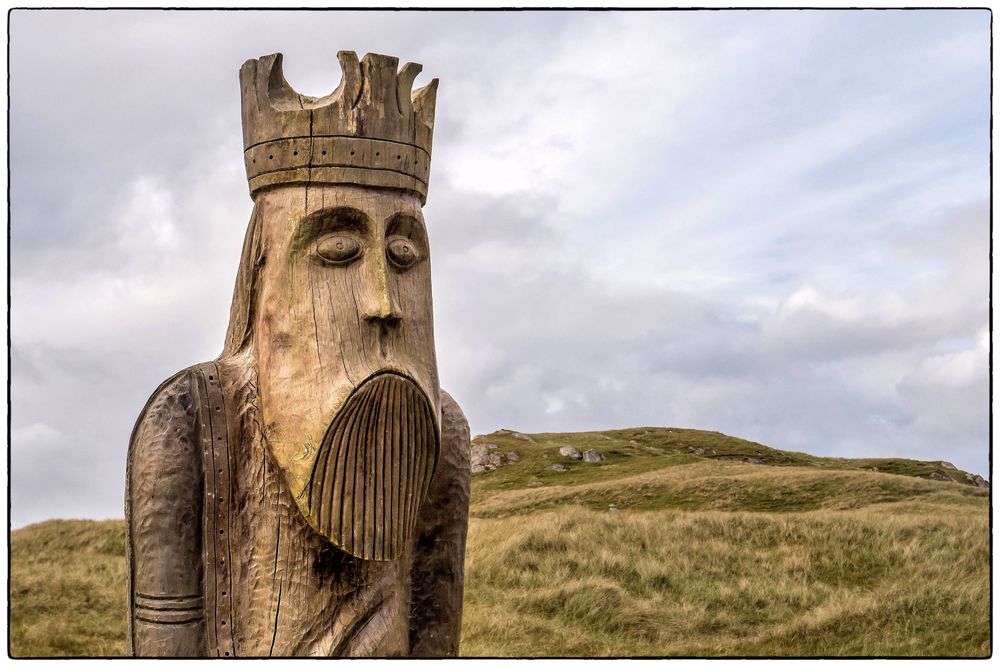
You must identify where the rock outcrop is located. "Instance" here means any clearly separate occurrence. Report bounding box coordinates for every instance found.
[470,442,519,474]
[965,472,990,488]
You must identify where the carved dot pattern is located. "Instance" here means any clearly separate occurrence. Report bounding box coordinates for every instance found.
[308,372,439,561]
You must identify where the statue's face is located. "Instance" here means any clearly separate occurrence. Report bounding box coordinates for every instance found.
[251,184,440,560]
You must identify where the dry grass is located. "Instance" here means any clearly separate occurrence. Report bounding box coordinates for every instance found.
[461,503,989,656]
[8,427,991,657]
[9,520,128,657]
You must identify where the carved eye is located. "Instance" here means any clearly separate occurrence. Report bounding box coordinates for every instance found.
[387,237,420,269]
[316,235,362,264]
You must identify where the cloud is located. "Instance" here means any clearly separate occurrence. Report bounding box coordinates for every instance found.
[9,10,990,527]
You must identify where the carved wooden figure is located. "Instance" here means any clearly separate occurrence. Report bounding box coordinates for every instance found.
[125,52,471,657]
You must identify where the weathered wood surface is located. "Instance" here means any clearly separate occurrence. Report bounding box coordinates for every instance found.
[125,51,470,657]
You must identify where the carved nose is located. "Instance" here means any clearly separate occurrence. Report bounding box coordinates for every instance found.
[360,249,401,325]
[361,281,401,325]
[363,299,401,325]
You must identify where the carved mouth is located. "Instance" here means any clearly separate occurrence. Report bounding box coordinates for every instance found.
[307,372,439,561]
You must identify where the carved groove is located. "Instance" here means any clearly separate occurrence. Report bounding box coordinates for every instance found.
[308,373,438,561]
[135,594,205,612]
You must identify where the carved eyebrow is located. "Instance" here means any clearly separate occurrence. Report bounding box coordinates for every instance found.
[294,206,370,247]
[386,212,427,240]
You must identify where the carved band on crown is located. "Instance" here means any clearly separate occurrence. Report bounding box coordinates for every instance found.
[244,136,430,200]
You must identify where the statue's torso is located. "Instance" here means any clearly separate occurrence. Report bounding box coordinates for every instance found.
[127,359,469,657]
[225,364,412,656]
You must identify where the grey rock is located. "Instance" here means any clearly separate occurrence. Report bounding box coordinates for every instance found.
[966,473,990,488]
[470,444,491,469]
[939,461,958,470]
[486,443,498,450]
[559,446,582,460]
[544,464,568,472]
[928,471,956,483]
[582,449,602,463]
[506,452,520,462]
[608,504,619,513]
[689,447,705,456]
[528,480,544,488]
[471,443,509,474]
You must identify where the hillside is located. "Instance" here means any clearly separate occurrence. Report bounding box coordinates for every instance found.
[10,427,991,657]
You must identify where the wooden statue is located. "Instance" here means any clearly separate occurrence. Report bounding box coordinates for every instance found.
[125,51,471,657]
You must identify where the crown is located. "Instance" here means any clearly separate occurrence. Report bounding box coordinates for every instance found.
[239,51,438,203]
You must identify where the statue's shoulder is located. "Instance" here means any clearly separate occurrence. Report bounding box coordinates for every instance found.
[127,361,221,464]
[131,362,215,431]
[439,389,470,446]
[437,389,471,469]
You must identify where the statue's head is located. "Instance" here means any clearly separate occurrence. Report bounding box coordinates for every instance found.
[222,52,441,560]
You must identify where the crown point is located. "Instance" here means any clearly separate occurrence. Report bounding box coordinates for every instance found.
[412,79,438,129]
[397,62,423,117]
[336,51,362,107]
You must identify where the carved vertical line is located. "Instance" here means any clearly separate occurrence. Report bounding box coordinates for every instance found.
[326,394,363,538]
[394,379,405,552]
[403,381,415,546]
[345,376,373,556]
[383,377,399,560]
[310,431,328,535]
[205,363,235,657]
[378,376,395,560]
[330,394,365,540]
[364,379,388,559]
[380,376,395,560]
[415,383,428,538]
[402,381,418,550]
[410,394,423,540]
[339,387,360,555]
[372,382,392,559]
[311,409,332,533]
[363,380,379,560]
[221,364,238,656]
[196,371,219,655]
[411,388,428,538]
[352,385,368,558]
[388,378,402,559]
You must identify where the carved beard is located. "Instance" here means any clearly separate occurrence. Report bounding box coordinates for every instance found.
[307,372,439,561]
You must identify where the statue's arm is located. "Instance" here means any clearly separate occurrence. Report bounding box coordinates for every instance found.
[409,389,472,657]
[125,369,207,657]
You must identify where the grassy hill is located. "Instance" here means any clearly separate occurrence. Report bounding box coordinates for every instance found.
[10,427,991,657]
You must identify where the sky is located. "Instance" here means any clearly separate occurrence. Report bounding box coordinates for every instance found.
[9,9,991,527]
